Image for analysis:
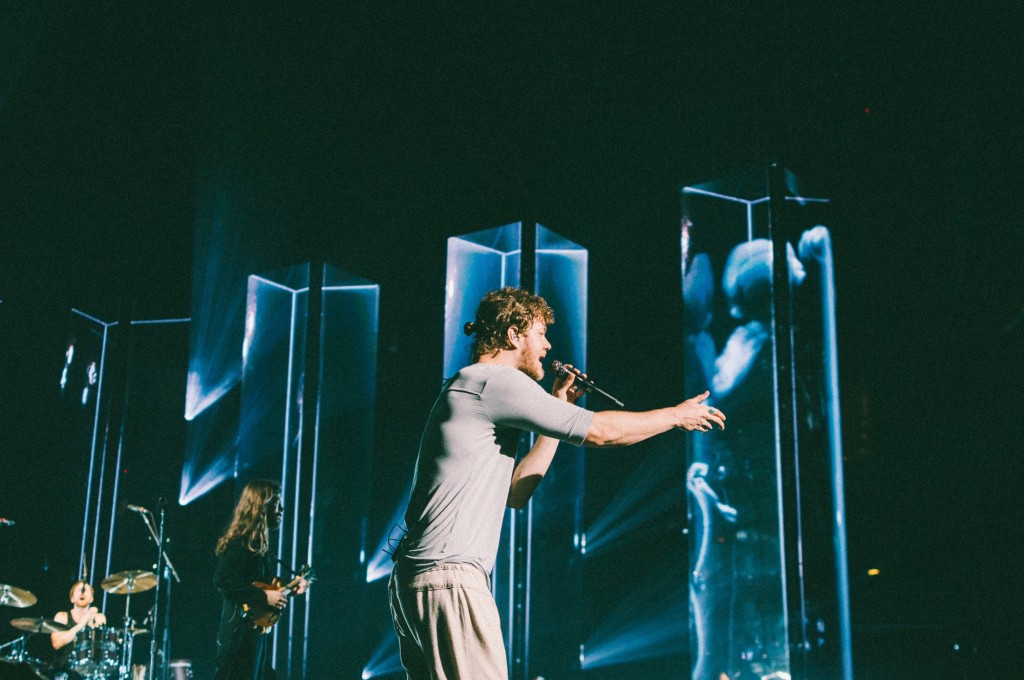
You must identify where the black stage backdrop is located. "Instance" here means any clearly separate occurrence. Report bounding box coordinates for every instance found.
[1,2,1022,677]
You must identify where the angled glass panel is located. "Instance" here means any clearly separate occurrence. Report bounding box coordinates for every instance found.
[443,222,522,378]
[237,264,310,482]
[526,224,588,679]
[308,263,380,679]
[681,167,849,680]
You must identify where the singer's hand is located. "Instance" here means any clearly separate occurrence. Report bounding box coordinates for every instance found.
[552,363,587,405]
[674,391,727,432]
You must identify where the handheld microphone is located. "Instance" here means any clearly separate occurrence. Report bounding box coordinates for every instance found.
[126,504,150,514]
[0,518,15,527]
[550,360,625,408]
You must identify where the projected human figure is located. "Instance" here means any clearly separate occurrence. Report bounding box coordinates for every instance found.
[684,238,807,680]
[389,286,726,680]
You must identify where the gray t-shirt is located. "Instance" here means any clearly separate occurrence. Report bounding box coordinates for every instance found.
[400,363,594,576]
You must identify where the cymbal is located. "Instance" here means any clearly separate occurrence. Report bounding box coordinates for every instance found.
[125,627,149,636]
[101,570,157,595]
[10,617,70,634]
[0,584,37,608]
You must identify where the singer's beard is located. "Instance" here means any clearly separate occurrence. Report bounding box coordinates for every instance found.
[519,348,545,382]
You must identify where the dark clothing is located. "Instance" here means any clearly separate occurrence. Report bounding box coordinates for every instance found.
[50,611,77,671]
[213,538,276,680]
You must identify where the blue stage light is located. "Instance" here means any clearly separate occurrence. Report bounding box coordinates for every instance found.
[582,443,680,558]
[581,576,688,670]
[184,372,240,421]
[178,451,234,505]
[362,633,402,679]
[366,485,412,583]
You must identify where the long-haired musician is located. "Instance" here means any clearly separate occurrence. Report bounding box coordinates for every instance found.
[212,479,306,680]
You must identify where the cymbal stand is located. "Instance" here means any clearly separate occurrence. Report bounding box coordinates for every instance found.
[118,578,138,680]
[136,500,179,680]
[0,635,28,662]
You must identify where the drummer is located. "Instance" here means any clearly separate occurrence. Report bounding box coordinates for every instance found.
[50,580,106,655]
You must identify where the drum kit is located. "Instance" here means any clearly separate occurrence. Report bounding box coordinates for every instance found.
[0,571,190,680]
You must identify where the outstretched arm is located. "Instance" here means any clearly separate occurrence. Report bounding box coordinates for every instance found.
[505,369,726,507]
[584,390,725,447]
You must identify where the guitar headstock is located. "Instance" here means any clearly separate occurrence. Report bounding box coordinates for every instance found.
[295,565,316,585]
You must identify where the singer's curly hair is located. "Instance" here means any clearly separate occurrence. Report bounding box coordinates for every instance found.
[463,287,555,363]
[215,479,281,557]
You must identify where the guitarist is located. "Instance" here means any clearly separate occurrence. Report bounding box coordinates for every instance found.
[213,479,308,680]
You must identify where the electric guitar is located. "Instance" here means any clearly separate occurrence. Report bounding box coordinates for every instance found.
[241,566,315,633]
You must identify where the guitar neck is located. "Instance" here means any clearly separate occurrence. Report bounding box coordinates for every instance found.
[278,570,314,597]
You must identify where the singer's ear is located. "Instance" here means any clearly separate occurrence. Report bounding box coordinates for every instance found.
[507,326,521,347]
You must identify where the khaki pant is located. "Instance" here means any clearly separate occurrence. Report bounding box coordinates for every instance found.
[389,562,508,680]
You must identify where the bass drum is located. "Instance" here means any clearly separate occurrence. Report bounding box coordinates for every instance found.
[168,660,193,680]
[69,626,120,676]
[129,660,191,680]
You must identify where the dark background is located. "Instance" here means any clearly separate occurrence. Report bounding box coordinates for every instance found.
[2,0,1022,677]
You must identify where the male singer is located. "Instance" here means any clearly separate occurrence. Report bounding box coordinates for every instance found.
[389,286,726,679]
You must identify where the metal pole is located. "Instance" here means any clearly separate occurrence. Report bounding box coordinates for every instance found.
[148,501,167,680]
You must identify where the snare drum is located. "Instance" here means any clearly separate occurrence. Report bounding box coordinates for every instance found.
[70,626,120,675]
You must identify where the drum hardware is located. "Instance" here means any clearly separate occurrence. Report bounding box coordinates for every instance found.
[4,620,62,675]
[98,567,162,680]
[0,583,38,609]
[128,502,180,680]
[0,634,32,665]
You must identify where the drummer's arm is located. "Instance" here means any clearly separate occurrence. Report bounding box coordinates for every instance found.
[50,608,99,649]
[50,611,78,650]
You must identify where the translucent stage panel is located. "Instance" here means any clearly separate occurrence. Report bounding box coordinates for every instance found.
[235,262,381,679]
[105,318,191,671]
[238,265,310,483]
[238,264,314,676]
[62,309,120,585]
[444,222,523,378]
[49,310,203,671]
[520,225,588,680]
[308,265,380,680]
[681,167,851,680]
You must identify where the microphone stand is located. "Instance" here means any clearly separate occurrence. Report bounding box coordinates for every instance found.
[136,499,180,680]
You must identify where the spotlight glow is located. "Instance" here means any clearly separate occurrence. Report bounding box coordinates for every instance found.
[184,372,240,421]
[581,575,687,670]
[178,453,234,505]
[366,485,412,583]
[583,444,681,557]
[362,632,402,679]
